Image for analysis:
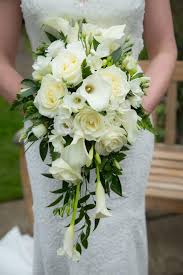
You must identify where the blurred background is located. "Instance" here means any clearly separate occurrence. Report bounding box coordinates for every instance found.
[0,1,183,274]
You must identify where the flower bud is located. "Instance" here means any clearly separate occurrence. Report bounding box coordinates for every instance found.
[32,124,47,138]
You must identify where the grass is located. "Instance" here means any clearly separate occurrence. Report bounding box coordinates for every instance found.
[0,97,23,202]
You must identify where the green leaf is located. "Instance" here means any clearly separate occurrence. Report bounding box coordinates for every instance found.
[45,31,58,42]
[76,243,82,254]
[21,79,37,88]
[39,139,48,161]
[84,204,96,211]
[93,219,100,231]
[81,232,88,249]
[93,37,100,51]
[81,59,92,79]
[131,73,144,80]
[111,47,122,63]
[79,194,90,204]
[47,195,63,207]
[42,173,54,179]
[51,187,68,194]
[64,191,70,205]
[75,208,85,225]
[111,176,122,196]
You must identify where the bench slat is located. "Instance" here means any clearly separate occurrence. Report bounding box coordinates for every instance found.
[151,159,183,170]
[150,167,183,178]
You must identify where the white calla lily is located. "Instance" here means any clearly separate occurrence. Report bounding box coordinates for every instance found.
[57,224,80,262]
[77,73,112,111]
[95,180,111,219]
[121,110,140,144]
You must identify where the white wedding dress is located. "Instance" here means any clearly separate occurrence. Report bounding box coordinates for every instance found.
[20,0,154,274]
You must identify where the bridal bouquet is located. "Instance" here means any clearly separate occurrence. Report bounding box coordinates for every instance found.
[12,17,153,261]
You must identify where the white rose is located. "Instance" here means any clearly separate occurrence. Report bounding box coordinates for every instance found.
[34,74,67,118]
[32,124,47,138]
[77,73,112,111]
[63,93,86,113]
[95,126,127,156]
[46,40,65,58]
[52,41,86,85]
[99,65,130,98]
[49,130,66,153]
[54,116,73,136]
[74,107,106,141]
[32,56,52,81]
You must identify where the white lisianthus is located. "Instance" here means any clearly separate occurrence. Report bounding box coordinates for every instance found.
[57,105,71,119]
[86,54,103,72]
[130,78,144,97]
[109,97,130,113]
[54,116,73,136]
[99,65,130,98]
[63,93,86,113]
[34,74,67,118]
[129,95,142,108]
[52,41,86,85]
[99,24,126,41]
[95,126,127,156]
[95,180,111,219]
[93,40,119,58]
[121,110,140,144]
[57,224,80,262]
[32,56,52,81]
[104,111,123,127]
[32,124,47,138]
[45,17,79,44]
[122,55,138,75]
[77,73,112,111]
[46,40,65,58]
[74,107,106,141]
[48,130,66,154]
[49,138,90,183]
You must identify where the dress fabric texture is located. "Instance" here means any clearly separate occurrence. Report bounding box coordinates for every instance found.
[21,0,154,274]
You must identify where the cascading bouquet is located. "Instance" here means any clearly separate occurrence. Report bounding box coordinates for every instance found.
[12,17,154,261]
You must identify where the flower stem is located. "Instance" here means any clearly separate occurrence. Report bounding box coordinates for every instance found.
[71,182,81,226]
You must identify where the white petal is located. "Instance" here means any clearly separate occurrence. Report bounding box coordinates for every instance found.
[95,181,111,219]
[121,110,140,144]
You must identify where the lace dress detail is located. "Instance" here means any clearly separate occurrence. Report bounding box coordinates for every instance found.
[21,1,154,275]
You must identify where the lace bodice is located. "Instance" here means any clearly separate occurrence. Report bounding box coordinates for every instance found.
[21,0,145,59]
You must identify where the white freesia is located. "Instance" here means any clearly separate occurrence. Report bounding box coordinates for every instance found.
[34,74,67,118]
[74,107,106,141]
[52,41,85,85]
[82,23,102,38]
[48,130,66,154]
[49,138,90,183]
[122,55,138,74]
[86,54,103,72]
[63,93,86,113]
[57,225,80,262]
[32,124,47,138]
[46,40,65,58]
[32,56,52,81]
[54,116,73,136]
[45,17,79,44]
[99,65,130,98]
[95,180,111,219]
[95,126,127,156]
[77,73,112,111]
[121,110,140,144]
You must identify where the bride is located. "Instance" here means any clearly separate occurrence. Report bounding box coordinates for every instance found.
[0,0,177,274]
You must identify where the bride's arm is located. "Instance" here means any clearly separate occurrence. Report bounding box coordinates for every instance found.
[0,0,23,103]
[143,0,177,113]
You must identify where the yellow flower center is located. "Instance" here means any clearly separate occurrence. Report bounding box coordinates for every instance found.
[85,84,95,94]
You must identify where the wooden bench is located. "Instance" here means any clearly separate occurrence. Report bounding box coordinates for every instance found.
[141,61,183,213]
[17,61,183,228]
